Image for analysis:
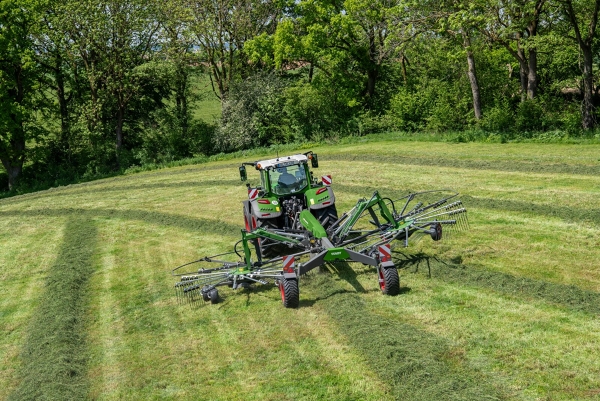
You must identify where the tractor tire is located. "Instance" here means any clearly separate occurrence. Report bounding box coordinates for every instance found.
[378,266,400,296]
[314,204,338,229]
[279,278,299,308]
[209,288,219,304]
[430,222,442,241]
[243,201,254,232]
[256,218,280,259]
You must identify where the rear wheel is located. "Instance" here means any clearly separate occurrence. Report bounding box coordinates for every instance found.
[256,218,280,259]
[242,201,253,232]
[279,278,299,308]
[313,204,338,229]
[378,266,400,295]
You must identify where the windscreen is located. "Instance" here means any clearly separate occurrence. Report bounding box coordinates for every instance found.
[269,164,308,195]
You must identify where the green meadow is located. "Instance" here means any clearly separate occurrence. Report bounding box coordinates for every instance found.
[2,139,600,400]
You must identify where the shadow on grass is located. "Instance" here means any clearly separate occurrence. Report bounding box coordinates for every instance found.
[9,218,97,401]
[323,261,367,294]
[393,250,600,316]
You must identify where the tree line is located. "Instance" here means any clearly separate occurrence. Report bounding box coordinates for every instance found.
[1,0,599,192]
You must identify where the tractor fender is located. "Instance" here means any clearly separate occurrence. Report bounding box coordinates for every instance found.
[306,186,336,211]
[249,197,283,219]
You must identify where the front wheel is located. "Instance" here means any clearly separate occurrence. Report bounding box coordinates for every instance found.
[279,278,299,308]
[378,266,400,296]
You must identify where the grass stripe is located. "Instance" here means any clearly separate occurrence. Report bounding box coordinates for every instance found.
[462,195,600,226]
[8,218,97,401]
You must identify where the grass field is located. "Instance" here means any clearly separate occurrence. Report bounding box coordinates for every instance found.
[2,139,600,400]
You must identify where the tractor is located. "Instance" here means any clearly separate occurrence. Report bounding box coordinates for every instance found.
[239,152,338,258]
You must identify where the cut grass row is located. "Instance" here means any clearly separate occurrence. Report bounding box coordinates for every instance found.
[1,140,600,400]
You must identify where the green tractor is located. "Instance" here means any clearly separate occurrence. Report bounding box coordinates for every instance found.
[239,152,338,251]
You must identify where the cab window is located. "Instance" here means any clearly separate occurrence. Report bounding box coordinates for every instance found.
[269,164,307,195]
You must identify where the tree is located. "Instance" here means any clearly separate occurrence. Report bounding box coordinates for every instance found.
[0,0,40,190]
[272,0,417,106]
[438,0,485,119]
[184,0,282,101]
[31,0,80,162]
[478,0,547,101]
[560,0,600,129]
[62,0,161,159]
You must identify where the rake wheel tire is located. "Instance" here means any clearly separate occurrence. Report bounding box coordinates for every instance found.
[378,267,400,296]
[431,222,442,241]
[209,288,219,304]
[202,286,211,302]
[279,278,299,308]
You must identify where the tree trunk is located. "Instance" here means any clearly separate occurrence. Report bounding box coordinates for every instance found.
[175,64,189,136]
[563,0,600,129]
[55,61,72,163]
[400,55,407,84]
[0,119,26,191]
[116,106,124,152]
[517,47,528,102]
[463,32,482,120]
[581,46,596,129]
[2,163,23,191]
[527,49,538,100]
[366,68,377,99]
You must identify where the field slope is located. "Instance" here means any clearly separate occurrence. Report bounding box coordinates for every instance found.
[2,140,600,400]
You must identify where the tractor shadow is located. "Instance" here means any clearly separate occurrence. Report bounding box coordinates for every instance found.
[323,261,368,294]
[298,261,412,307]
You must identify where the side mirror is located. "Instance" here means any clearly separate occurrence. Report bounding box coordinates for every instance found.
[239,165,247,181]
[311,154,319,168]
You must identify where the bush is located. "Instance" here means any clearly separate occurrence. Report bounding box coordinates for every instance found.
[480,102,514,132]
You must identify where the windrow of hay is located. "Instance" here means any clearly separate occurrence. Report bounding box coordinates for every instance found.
[9,219,97,401]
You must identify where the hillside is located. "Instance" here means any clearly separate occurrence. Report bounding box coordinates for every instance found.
[2,140,600,400]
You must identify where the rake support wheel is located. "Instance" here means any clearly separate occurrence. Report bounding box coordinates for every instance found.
[209,288,219,304]
[430,222,443,241]
[279,278,299,308]
[202,286,211,302]
[378,266,400,296]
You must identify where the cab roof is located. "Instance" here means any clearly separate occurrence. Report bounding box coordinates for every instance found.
[255,154,308,170]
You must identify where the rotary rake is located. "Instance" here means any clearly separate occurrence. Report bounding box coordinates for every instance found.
[173,189,468,308]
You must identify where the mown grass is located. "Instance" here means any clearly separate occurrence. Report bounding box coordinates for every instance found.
[1,140,600,400]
